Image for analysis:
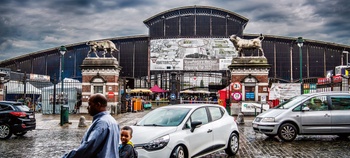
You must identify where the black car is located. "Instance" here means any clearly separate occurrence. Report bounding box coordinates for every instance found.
[0,101,36,139]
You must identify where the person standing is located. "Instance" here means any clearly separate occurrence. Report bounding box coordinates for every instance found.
[119,126,138,158]
[156,94,160,106]
[62,93,120,158]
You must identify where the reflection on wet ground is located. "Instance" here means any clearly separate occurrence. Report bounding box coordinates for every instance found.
[1,113,349,158]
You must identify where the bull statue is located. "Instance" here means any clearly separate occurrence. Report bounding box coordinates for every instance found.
[229,34,264,57]
[86,40,119,58]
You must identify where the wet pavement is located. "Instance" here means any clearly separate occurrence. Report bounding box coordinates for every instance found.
[1,109,350,158]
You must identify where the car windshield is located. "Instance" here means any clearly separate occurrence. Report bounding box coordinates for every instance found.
[274,95,308,109]
[136,107,190,127]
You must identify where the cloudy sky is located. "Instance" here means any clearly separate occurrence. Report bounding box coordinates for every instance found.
[0,0,349,61]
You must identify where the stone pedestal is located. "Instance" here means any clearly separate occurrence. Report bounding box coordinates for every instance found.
[228,56,270,115]
[80,58,121,113]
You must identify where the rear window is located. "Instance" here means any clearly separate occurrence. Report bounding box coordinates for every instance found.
[15,105,31,111]
[331,96,350,110]
[208,107,223,121]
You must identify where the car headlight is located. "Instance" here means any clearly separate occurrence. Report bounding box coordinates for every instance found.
[262,117,275,122]
[143,135,170,151]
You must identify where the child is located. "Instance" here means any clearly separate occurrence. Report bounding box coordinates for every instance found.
[119,126,138,158]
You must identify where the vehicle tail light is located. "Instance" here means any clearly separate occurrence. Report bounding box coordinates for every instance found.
[10,112,27,117]
[22,124,26,128]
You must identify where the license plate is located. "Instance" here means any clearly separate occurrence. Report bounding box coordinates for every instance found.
[29,115,34,118]
[253,123,258,128]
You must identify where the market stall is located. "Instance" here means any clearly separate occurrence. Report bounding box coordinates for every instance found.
[127,88,153,111]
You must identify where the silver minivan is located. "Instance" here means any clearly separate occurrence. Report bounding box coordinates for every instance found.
[252,92,350,141]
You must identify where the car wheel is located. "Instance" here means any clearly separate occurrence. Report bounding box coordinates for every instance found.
[0,124,12,139]
[225,132,239,156]
[14,131,27,136]
[171,145,186,158]
[265,134,277,137]
[278,123,297,141]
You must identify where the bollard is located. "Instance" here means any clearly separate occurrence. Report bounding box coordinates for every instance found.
[111,105,116,115]
[78,116,87,127]
[236,112,245,124]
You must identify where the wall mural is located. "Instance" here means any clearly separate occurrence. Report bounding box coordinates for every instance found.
[150,38,238,71]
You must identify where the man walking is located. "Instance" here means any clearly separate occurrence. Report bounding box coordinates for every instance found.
[63,93,120,158]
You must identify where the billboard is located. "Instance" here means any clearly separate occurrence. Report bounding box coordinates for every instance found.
[150,38,238,71]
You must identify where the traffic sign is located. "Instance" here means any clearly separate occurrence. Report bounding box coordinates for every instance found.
[170,93,176,100]
[232,82,242,90]
[232,92,242,101]
[108,91,114,99]
[261,95,267,103]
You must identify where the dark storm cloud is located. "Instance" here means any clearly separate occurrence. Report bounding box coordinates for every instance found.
[0,0,349,61]
[301,0,350,44]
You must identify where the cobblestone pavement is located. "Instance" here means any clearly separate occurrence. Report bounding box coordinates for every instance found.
[1,109,350,158]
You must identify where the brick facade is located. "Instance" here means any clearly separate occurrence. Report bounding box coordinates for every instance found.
[80,58,121,113]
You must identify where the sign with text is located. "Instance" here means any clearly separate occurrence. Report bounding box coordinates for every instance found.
[241,102,270,112]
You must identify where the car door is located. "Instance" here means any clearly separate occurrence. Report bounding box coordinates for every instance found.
[186,107,213,157]
[329,95,350,133]
[208,106,228,150]
[0,104,13,124]
[300,96,331,133]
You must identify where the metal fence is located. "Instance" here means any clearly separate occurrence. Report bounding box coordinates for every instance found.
[4,78,81,114]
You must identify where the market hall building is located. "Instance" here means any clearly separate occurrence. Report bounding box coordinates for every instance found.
[1,6,350,112]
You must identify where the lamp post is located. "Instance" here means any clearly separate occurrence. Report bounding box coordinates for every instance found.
[59,46,66,126]
[23,72,27,99]
[297,37,304,95]
[170,59,178,104]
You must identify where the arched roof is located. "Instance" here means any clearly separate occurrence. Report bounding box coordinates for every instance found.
[143,5,249,28]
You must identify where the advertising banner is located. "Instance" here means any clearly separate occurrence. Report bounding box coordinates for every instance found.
[150,38,238,71]
[269,83,301,100]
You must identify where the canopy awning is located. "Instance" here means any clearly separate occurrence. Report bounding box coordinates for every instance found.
[6,81,41,94]
[180,90,194,94]
[128,89,152,94]
[150,85,168,93]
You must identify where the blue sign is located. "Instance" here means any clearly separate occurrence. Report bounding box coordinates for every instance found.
[246,92,255,99]
[170,93,176,100]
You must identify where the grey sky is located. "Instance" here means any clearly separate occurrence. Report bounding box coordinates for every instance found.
[0,0,349,61]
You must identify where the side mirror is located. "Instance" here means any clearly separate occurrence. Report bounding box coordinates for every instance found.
[190,121,202,132]
[302,106,310,111]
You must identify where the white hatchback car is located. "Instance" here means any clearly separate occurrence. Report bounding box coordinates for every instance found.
[131,104,239,158]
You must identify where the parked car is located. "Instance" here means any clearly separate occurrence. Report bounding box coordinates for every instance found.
[253,92,350,141]
[131,104,239,158]
[0,101,36,139]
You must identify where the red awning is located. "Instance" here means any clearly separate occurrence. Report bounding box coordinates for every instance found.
[150,85,168,93]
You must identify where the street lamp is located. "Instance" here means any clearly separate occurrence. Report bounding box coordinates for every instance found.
[170,59,178,104]
[297,37,304,95]
[59,46,67,126]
